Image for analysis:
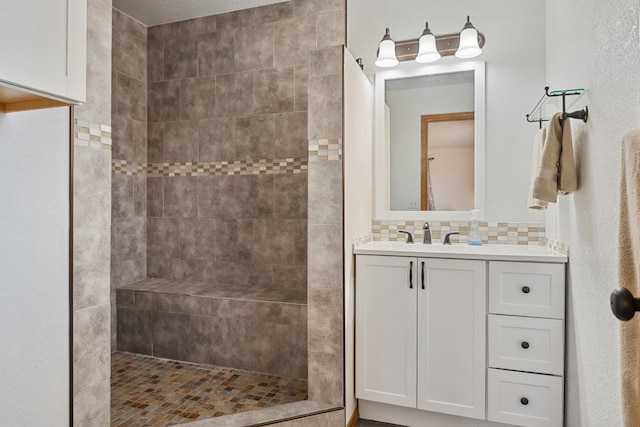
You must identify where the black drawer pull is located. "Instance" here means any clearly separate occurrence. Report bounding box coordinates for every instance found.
[409,261,413,289]
[522,286,531,294]
[421,261,425,290]
[521,341,530,349]
[520,397,529,405]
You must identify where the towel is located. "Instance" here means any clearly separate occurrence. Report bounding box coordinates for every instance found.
[558,116,577,194]
[528,127,548,209]
[530,113,577,204]
[619,129,640,427]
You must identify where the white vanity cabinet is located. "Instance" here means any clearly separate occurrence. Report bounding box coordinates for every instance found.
[354,243,567,427]
[355,255,487,420]
[0,0,87,111]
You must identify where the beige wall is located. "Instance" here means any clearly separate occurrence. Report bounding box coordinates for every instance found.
[343,47,374,421]
[545,1,640,425]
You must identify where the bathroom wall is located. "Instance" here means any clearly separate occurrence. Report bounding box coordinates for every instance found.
[68,0,111,425]
[545,1,640,425]
[347,0,547,222]
[0,108,71,426]
[72,0,113,424]
[111,9,148,348]
[144,4,309,296]
[296,0,347,408]
[343,47,374,422]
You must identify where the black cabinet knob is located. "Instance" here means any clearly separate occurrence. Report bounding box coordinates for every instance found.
[520,397,529,405]
[521,341,530,349]
[522,286,531,294]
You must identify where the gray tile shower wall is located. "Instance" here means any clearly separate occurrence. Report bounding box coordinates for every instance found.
[145,3,309,294]
[110,0,346,409]
[307,41,345,406]
[74,0,113,424]
[111,9,148,349]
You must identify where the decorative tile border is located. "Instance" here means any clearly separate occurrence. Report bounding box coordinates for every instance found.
[352,233,373,249]
[309,138,342,161]
[112,160,146,176]
[545,237,570,256]
[372,220,545,245]
[111,158,308,177]
[75,119,112,150]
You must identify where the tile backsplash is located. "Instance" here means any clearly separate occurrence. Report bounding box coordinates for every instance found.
[372,220,545,245]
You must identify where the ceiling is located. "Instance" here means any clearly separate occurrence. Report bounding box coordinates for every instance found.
[112,0,286,26]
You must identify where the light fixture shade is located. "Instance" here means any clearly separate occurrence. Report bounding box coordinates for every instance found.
[375,28,399,67]
[455,16,482,58]
[415,21,441,63]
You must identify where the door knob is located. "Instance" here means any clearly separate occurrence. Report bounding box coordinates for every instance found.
[610,287,640,321]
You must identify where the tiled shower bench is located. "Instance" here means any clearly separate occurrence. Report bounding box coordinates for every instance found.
[116,278,307,380]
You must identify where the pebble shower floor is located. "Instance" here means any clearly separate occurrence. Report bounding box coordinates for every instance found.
[110,352,308,426]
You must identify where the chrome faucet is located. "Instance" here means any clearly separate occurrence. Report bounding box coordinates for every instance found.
[398,230,414,244]
[423,222,432,244]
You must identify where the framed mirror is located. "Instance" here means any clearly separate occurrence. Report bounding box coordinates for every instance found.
[374,61,485,220]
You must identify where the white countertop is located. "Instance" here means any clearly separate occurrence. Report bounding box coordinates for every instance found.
[354,241,568,263]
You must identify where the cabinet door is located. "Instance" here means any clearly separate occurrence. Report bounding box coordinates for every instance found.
[417,258,486,419]
[356,255,417,408]
[0,0,87,103]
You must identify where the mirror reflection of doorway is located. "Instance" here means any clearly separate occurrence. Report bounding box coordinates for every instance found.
[421,112,475,210]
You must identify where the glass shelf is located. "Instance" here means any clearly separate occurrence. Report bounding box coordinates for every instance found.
[526,88,587,123]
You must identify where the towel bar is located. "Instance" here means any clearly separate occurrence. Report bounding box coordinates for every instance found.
[610,287,640,321]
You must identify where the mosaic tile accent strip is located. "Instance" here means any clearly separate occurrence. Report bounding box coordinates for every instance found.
[309,138,342,161]
[110,158,308,177]
[352,233,373,249]
[112,159,147,176]
[75,119,112,150]
[372,220,545,246]
[111,352,308,427]
[545,237,570,256]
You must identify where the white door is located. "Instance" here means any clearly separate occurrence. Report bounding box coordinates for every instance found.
[417,258,486,419]
[356,255,417,407]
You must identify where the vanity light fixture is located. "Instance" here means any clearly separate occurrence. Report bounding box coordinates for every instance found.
[375,16,485,68]
[374,28,399,68]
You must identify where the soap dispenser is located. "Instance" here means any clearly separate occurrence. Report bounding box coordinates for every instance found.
[468,209,482,246]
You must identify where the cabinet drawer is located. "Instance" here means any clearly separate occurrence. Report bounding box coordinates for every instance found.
[488,368,563,427]
[489,262,565,319]
[488,315,563,375]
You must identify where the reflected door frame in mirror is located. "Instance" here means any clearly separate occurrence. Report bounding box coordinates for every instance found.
[374,61,485,221]
[421,111,474,210]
